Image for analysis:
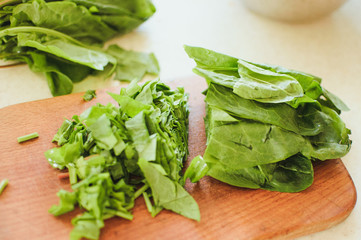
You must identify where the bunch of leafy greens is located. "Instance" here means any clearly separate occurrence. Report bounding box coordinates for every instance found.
[45,80,200,240]
[0,0,159,96]
[184,45,351,193]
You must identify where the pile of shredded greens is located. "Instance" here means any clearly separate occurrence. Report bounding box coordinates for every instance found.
[184,45,352,193]
[0,0,159,96]
[45,80,199,240]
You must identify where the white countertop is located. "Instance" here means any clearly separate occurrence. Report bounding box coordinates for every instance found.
[1,0,360,239]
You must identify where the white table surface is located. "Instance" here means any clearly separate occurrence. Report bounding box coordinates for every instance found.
[1,0,360,239]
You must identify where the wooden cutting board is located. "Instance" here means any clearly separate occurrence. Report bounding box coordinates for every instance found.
[0,76,356,240]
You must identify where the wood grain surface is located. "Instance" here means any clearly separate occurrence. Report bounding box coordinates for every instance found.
[0,76,357,240]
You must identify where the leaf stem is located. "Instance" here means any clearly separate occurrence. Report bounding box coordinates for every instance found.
[142,192,153,213]
[0,179,8,195]
[17,132,39,143]
[134,183,149,199]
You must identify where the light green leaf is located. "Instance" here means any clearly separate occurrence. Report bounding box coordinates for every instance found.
[48,190,78,216]
[138,158,200,221]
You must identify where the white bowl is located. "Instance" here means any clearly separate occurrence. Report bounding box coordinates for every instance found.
[241,0,348,22]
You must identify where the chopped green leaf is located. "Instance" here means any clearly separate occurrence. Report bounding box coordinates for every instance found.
[139,158,200,221]
[45,80,198,239]
[106,45,160,83]
[49,190,78,216]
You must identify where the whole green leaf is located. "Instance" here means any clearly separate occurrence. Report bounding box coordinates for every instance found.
[308,106,351,160]
[100,15,143,35]
[11,0,117,43]
[233,74,302,103]
[202,152,314,192]
[3,48,94,95]
[321,87,350,113]
[204,109,311,169]
[45,70,74,96]
[205,103,348,162]
[241,60,324,108]
[243,61,321,90]
[106,44,160,83]
[45,54,93,84]
[184,45,238,72]
[8,0,156,44]
[205,83,323,136]
[0,26,115,95]
[203,152,266,189]
[68,0,155,16]
[69,0,156,36]
[17,32,111,70]
[25,51,75,96]
[236,59,304,103]
[260,154,313,192]
[194,66,304,104]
